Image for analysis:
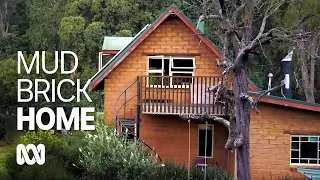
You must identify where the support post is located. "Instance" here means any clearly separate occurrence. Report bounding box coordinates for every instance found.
[136,77,141,139]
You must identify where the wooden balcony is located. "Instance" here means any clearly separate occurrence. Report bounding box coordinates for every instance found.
[138,76,230,116]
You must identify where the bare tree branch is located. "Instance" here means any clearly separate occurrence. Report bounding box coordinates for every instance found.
[242,81,284,113]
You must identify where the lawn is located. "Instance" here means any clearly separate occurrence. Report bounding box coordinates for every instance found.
[0,114,23,179]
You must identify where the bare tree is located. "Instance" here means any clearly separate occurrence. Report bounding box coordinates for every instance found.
[0,0,9,37]
[296,29,319,103]
[180,0,311,179]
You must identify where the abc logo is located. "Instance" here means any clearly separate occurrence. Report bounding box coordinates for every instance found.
[16,144,45,165]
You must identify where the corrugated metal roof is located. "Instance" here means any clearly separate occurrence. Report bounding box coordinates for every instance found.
[102,37,134,50]
[298,168,320,180]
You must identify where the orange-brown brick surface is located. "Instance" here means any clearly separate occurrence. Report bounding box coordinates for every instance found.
[103,15,232,172]
[102,14,320,179]
[140,115,235,174]
[250,104,320,180]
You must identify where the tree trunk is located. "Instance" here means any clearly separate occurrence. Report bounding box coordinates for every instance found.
[233,56,251,180]
[0,0,8,37]
[297,26,315,103]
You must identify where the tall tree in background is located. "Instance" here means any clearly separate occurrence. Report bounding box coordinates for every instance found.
[63,0,181,65]
[181,1,312,179]
[0,0,10,37]
[283,0,320,103]
[58,16,86,58]
[0,0,29,59]
[25,0,66,52]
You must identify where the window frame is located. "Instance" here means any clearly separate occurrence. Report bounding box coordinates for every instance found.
[147,56,165,88]
[98,52,112,71]
[290,135,320,166]
[197,124,214,158]
[146,56,195,88]
[171,56,196,70]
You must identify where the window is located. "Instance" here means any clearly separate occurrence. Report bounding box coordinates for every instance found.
[120,121,136,140]
[98,52,112,70]
[198,124,213,157]
[290,135,320,165]
[147,56,195,87]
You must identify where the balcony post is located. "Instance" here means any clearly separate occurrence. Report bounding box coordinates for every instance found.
[136,76,141,139]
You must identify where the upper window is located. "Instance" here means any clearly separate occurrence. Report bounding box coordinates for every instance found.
[98,52,112,70]
[147,56,195,87]
[290,135,320,165]
[198,124,213,157]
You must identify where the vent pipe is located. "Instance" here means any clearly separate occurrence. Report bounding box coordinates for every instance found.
[281,51,293,98]
[267,73,273,95]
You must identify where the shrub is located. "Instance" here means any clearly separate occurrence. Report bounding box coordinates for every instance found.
[20,130,68,155]
[0,157,9,180]
[146,162,233,180]
[78,120,154,180]
[10,155,75,180]
[190,166,233,180]
[0,115,7,140]
[4,130,76,180]
[63,131,87,177]
[147,163,188,180]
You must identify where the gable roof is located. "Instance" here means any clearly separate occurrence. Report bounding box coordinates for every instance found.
[89,4,223,91]
[89,4,320,112]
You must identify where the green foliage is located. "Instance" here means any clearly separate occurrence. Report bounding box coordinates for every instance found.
[25,0,66,52]
[84,21,104,64]
[0,115,7,140]
[0,157,9,180]
[78,120,154,179]
[115,30,133,37]
[282,0,320,29]
[146,163,233,180]
[0,59,19,113]
[4,130,75,180]
[147,163,188,180]
[10,155,76,180]
[190,166,233,180]
[76,120,233,180]
[59,16,86,58]
[20,131,67,154]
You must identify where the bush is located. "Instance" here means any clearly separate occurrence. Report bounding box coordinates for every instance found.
[9,155,75,180]
[147,163,188,180]
[190,166,233,180]
[78,120,154,180]
[4,130,76,180]
[63,131,87,177]
[146,162,233,180]
[0,115,7,140]
[76,120,233,180]
[0,158,9,180]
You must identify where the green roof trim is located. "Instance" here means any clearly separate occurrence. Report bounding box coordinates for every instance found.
[102,37,134,50]
[249,92,320,107]
[247,78,260,90]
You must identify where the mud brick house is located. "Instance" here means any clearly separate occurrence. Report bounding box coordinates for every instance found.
[89,5,320,180]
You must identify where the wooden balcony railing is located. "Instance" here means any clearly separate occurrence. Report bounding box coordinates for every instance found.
[138,76,230,116]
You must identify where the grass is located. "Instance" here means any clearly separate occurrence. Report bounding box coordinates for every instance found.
[0,114,23,179]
